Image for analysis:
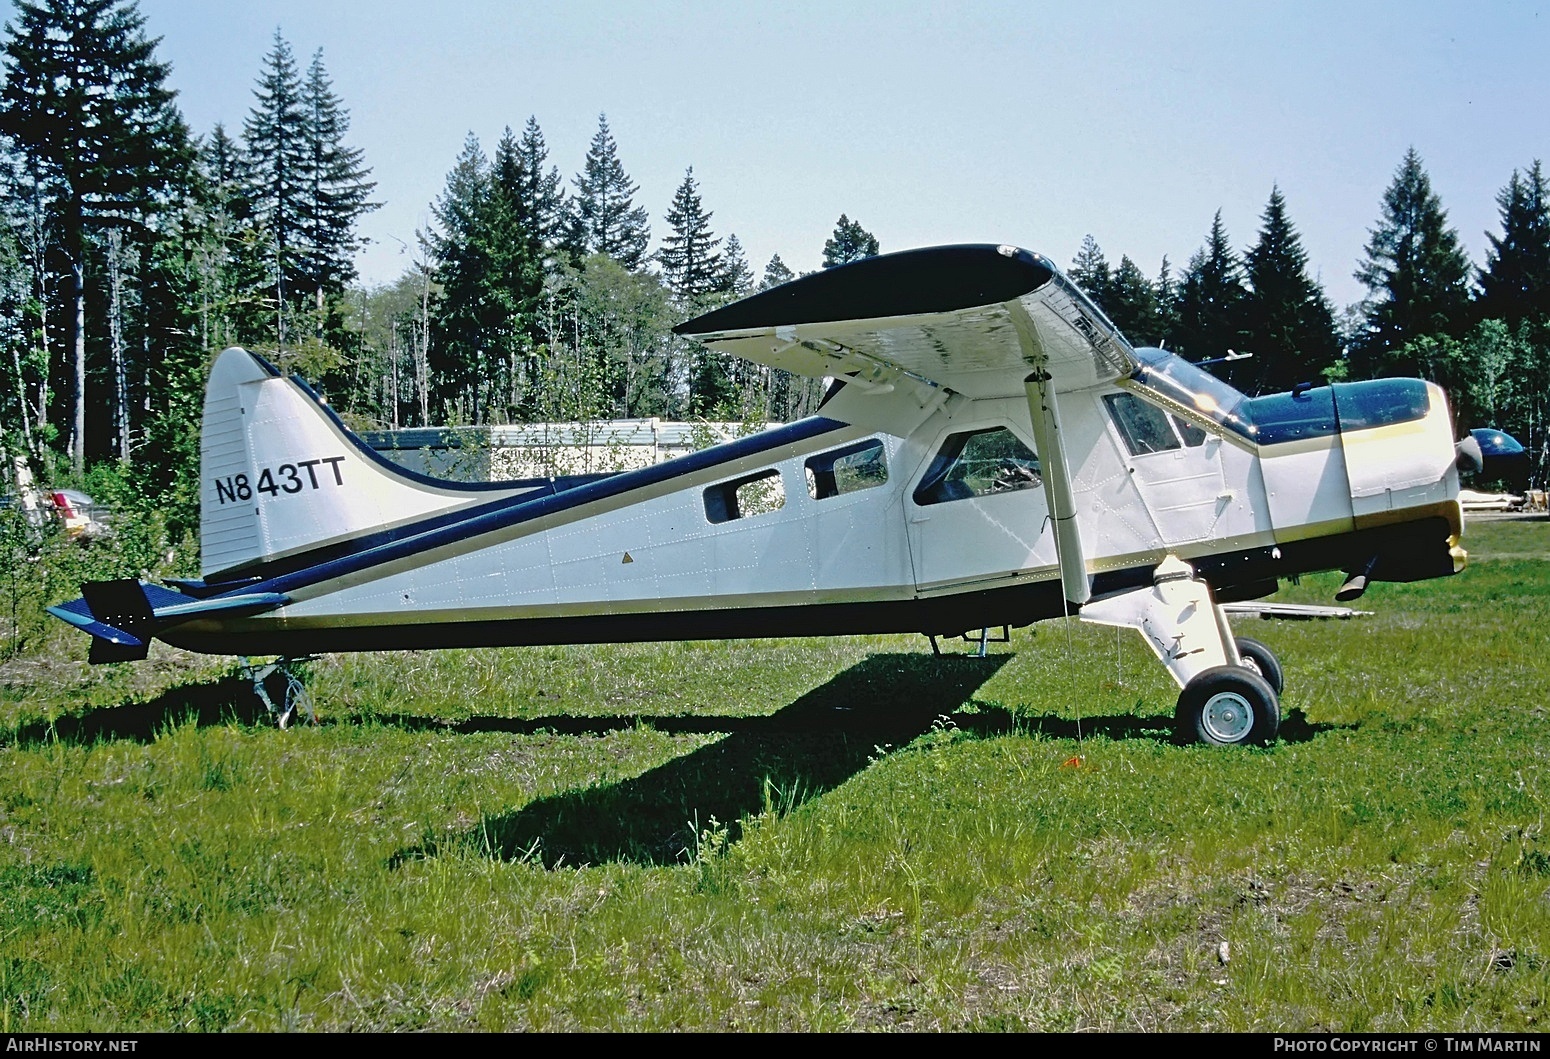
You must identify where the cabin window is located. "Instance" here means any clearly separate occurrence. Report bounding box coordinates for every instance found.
[1105,392,1182,456]
[913,427,1041,506]
[805,439,887,500]
[704,469,786,524]
[1171,414,1207,447]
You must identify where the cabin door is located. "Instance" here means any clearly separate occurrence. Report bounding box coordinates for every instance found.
[906,424,1055,591]
[1103,392,1230,543]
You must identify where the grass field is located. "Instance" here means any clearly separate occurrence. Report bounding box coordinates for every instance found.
[1,518,1548,1031]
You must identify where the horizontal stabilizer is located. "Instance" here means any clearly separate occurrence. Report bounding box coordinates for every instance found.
[81,577,154,637]
[48,598,146,644]
[48,579,289,664]
[48,579,154,663]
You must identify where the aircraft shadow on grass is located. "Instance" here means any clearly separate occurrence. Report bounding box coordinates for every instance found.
[391,652,1344,871]
[10,652,1342,870]
[8,673,274,746]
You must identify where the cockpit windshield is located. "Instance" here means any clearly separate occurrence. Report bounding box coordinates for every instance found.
[1130,347,1253,439]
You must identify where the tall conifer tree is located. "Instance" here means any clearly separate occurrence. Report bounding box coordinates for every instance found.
[297,48,376,320]
[1104,255,1163,345]
[0,0,189,471]
[760,253,795,290]
[515,116,566,268]
[188,123,254,353]
[242,30,308,351]
[426,133,492,421]
[821,214,879,268]
[487,125,546,417]
[1154,255,1178,347]
[719,234,752,296]
[1068,235,1112,307]
[565,114,649,270]
[1480,160,1550,331]
[1173,211,1247,363]
[1352,148,1473,376]
[1241,186,1340,393]
[658,167,722,303]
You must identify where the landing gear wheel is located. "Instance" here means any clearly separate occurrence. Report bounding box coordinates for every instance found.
[1175,665,1281,747]
[1233,636,1284,696]
[242,658,317,729]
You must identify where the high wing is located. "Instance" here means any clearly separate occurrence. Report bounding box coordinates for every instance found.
[673,244,1137,400]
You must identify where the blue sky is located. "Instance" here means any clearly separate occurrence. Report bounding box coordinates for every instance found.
[132,0,1548,310]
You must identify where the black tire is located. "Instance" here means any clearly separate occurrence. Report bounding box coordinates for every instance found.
[1175,665,1281,747]
[1234,636,1284,696]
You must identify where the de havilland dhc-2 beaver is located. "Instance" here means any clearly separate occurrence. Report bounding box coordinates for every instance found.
[50,244,1503,746]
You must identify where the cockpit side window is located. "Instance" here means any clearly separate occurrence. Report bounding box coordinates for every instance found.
[1105,392,1182,456]
[913,427,1041,506]
[1171,414,1207,447]
[1130,346,1254,440]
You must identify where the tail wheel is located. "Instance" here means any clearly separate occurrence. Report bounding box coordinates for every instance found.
[1233,636,1284,696]
[1176,665,1281,747]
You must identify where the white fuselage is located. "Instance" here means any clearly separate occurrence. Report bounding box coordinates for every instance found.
[164,349,1463,656]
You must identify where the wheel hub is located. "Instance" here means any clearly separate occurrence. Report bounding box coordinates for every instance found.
[1203,691,1254,743]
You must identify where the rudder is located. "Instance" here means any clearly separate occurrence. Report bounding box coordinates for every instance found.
[199,348,528,582]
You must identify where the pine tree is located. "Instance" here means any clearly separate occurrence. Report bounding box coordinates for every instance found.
[1353,148,1473,376]
[1068,235,1112,307]
[241,30,308,352]
[822,214,879,268]
[760,253,795,290]
[1173,211,1247,363]
[486,125,546,418]
[1103,255,1162,345]
[0,0,190,471]
[187,123,255,353]
[565,114,650,270]
[657,167,722,302]
[515,115,566,268]
[296,48,376,319]
[1479,160,1550,331]
[426,133,493,422]
[718,234,752,296]
[1154,255,1178,347]
[1241,186,1340,393]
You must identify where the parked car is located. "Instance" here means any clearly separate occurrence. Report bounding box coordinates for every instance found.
[2,456,111,539]
[49,488,111,538]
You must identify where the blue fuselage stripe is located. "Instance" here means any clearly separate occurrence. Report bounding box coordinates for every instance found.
[225,416,850,600]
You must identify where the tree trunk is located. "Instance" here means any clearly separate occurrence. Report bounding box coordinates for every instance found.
[10,343,33,455]
[108,229,128,462]
[69,206,86,477]
[25,185,50,447]
[417,266,431,426]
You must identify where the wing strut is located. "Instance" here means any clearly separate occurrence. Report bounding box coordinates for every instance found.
[1009,301,1090,607]
[1024,369,1090,607]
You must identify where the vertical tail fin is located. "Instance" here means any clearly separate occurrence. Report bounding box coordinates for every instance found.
[199,348,527,582]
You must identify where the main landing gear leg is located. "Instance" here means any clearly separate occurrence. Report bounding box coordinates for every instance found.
[239,656,316,729]
[1079,556,1281,747]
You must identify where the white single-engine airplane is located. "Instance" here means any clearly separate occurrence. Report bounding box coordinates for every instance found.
[52,244,1486,746]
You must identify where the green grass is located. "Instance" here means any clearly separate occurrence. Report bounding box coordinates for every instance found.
[2,518,1549,1030]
